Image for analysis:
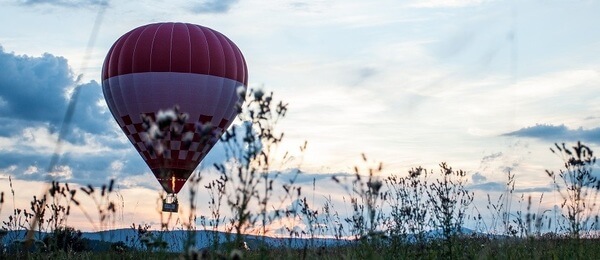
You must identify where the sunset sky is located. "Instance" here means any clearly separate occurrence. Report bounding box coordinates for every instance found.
[1,0,599,233]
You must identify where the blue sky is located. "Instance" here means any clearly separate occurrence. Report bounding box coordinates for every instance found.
[0,0,600,231]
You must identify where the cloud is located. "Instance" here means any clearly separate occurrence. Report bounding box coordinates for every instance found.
[471,172,487,184]
[48,164,73,179]
[468,181,552,193]
[503,124,600,144]
[0,138,146,185]
[286,170,349,184]
[69,81,115,136]
[468,181,504,192]
[0,47,74,124]
[0,45,149,186]
[0,46,115,142]
[191,0,239,14]
[481,152,502,164]
[18,0,108,8]
[513,186,553,193]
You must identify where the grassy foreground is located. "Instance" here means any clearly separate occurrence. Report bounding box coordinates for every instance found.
[4,236,600,259]
[3,90,600,259]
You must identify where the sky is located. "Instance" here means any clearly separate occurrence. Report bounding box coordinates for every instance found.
[1,0,600,233]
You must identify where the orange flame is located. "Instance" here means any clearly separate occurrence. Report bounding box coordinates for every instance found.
[171,175,176,193]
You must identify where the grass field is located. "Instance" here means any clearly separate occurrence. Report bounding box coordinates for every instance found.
[2,90,600,259]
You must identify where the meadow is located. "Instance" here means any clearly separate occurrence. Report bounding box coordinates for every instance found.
[1,89,600,259]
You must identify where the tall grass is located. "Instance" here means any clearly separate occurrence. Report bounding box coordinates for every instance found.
[547,142,600,238]
[1,89,600,259]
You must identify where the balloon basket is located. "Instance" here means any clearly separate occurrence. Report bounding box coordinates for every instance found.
[162,194,179,213]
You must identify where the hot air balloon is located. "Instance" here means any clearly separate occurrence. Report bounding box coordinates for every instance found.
[101,22,247,212]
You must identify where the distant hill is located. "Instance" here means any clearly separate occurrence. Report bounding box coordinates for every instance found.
[1,227,500,253]
[1,228,351,252]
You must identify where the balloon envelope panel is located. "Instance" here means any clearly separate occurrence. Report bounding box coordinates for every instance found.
[102,22,247,84]
[101,23,247,193]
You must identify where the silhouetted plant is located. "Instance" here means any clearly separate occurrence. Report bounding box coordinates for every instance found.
[333,154,386,252]
[272,167,305,248]
[201,171,228,249]
[110,240,129,253]
[216,87,290,247]
[44,181,81,233]
[10,83,600,258]
[2,177,37,242]
[297,175,330,245]
[128,223,167,252]
[298,196,320,245]
[512,194,550,238]
[485,170,519,236]
[427,162,473,258]
[77,179,118,235]
[43,226,87,252]
[319,195,345,241]
[140,106,191,158]
[385,166,431,246]
[546,141,600,238]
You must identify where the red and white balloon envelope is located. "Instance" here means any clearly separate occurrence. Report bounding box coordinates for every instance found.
[101,23,248,212]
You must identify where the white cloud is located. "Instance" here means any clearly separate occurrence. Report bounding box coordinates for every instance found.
[14,126,113,156]
[110,160,124,172]
[1,165,18,174]
[24,165,39,175]
[48,164,73,179]
[118,172,157,190]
